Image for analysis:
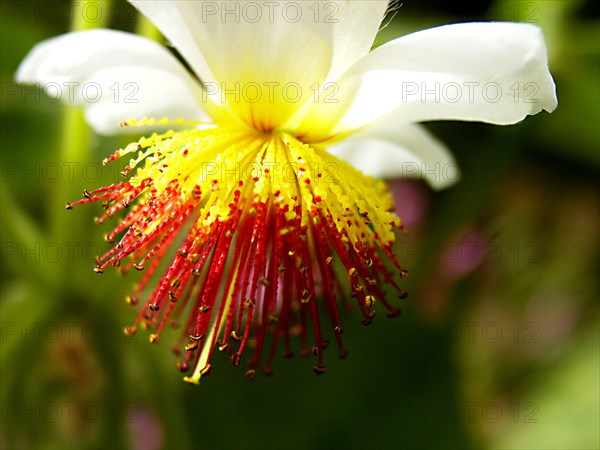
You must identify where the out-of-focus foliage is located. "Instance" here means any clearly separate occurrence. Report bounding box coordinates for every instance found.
[1,1,598,449]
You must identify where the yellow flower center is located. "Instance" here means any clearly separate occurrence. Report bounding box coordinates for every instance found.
[114,118,398,242]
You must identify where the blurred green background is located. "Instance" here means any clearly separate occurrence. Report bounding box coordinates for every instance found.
[1,1,598,449]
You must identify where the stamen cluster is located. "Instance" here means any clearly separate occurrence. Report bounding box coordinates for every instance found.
[68,121,407,383]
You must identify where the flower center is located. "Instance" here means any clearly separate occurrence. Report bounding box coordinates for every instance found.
[69,119,408,383]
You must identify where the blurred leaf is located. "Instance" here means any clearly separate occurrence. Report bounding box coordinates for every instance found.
[494,325,600,449]
[0,187,57,287]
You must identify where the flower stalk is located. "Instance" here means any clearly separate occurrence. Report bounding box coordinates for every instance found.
[52,1,112,272]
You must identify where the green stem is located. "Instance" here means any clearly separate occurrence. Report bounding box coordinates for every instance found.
[50,1,113,284]
[136,13,163,42]
[73,0,113,31]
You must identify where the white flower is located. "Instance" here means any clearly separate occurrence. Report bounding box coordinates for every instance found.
[15,1,558,384]
[16,0,556,189]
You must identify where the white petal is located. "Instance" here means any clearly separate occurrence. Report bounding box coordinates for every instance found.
[82,67,207,134]
[17,29,189,86]
[134,0,334,130]
[283,0,389,131]
[129,1,218,84]
[16,29,207,134]
[326,120,459,190]
[325,1,389,82]
[299,22,557,140]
